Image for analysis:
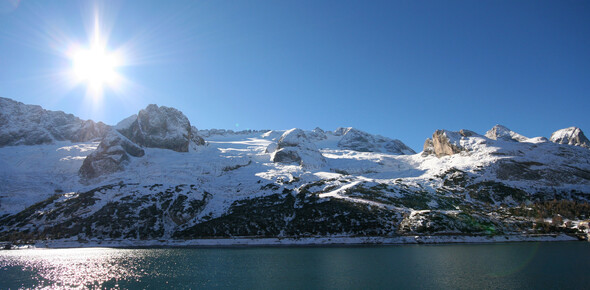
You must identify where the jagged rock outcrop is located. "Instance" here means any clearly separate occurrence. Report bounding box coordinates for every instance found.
[335,127,415,154]
[333,127,349,136]
[423,130,471,157]
[71,120,109,142]
[272,148,303,164]
[0,97,108,147]
[116,104,204,152]
[550,127,589,148]
[485,125,528,142]
[79,129,145,179]
[190,126,205,146]
[308,127,327,141]
[422,138,435,156]
[78,104,206,179]
[277,128,309,147]
[270,128,326,167]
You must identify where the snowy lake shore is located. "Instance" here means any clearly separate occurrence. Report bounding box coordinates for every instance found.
[2,234,583,250]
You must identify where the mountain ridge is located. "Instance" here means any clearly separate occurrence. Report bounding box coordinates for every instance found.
[1,97,589,244]
[0,97,109,147]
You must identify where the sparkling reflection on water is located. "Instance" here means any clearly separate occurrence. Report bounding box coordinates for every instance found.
[1,242,590,289]
[0,248,152,288]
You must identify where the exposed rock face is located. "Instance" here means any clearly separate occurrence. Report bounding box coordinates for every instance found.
[550,127,589,148]
[79,129,145,179]
[433,130,464,157]
[277,128,308,147]
[424,130,468,157]
[116,104,204,152]
[80,104,207,178]
[333,127,348,136]
[459,129,478,137]
[270,128,326,167]
[70,120,109,142]
[335,127,415,154]
[308,127,327,141]
[337,128,374,151]
[272,148,303,164]
[485,125,528,142]
[190,126,205,147]
[0,97,108,147]
[422,138,435,157]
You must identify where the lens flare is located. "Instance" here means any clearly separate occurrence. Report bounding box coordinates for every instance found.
[72,46,120,89]
[68,11,124,102]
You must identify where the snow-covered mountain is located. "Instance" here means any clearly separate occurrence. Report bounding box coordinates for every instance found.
[1,98,589,244]
[115,104,205,152]
[485,124,529,142]
[79,104,206,179]
[0,97,108,147]
[550,127,590,148]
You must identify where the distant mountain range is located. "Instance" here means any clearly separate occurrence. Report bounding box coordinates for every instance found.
[1,97,589,245]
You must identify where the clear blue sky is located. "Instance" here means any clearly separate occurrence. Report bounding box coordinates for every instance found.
[1,0,589,151]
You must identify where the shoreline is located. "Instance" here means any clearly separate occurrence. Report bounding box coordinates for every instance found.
[2,234,584,250]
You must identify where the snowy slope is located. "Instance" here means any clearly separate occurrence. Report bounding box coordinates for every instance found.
[1,98,589,242]
[0,141,99,213]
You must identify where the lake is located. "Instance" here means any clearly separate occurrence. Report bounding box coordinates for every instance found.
[1,242,589,289]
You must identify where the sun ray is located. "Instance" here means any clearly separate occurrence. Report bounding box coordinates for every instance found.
[67,9,124,103]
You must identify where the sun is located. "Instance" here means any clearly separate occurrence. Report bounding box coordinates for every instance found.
[68,13,124,99]
[72,46,120,89]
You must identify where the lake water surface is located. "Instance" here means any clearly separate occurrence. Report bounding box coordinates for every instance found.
[1,242,589,289]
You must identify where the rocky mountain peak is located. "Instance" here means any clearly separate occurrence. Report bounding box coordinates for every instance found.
[333,127,353,136]
[550,127,590,148]
[485,124,528,142]
[335,127,415,155]
[79,129,145,179]
[0,97,108,147]
[308,127,327,141]
[80,103,205,179]
[270,128,326,167]
[277,128,310,148]
[423,129,470,157]
[116,104,203,152]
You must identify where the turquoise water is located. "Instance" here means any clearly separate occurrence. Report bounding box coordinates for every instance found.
[1,242,589,289]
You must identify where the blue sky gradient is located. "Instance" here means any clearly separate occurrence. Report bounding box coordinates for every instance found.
[1,0,589,151]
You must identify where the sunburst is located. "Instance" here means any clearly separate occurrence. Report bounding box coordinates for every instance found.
[68,14,123,101]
